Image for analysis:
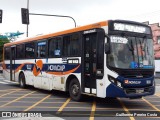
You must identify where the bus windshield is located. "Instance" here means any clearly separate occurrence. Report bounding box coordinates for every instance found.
[108,35,154,69]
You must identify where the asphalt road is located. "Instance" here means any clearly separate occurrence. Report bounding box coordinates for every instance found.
[0,74,160,120]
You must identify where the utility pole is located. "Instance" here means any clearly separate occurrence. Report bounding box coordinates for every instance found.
[26,0,29,37]
[0,9,3,23]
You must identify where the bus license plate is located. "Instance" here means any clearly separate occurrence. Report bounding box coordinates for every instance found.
[136,89,144,93]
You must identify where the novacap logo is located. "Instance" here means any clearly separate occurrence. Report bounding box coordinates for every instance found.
[33,60,43,76]
[124,80,141,84]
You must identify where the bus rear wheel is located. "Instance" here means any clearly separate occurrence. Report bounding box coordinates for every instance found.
[69,78,82,101]
[19,73,26,88]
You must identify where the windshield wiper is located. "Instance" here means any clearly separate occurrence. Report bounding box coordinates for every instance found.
[128,39,135,61]
[128,39,134,51]
[143,36,149,56]
[139,40,144,61]
[121,36,135,61]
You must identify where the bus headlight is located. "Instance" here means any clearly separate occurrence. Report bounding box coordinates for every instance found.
[108,75,122,88]
[108,76,115,83]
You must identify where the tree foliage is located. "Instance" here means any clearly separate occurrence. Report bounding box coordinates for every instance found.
[0,37,10,61]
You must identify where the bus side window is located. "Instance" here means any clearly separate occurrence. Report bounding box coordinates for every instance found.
[63,33,80,57]
[25,42,35,59]
[16,44,25,59]
[4,47,10,60]
[49,37,62,57]
[37,41,46,58]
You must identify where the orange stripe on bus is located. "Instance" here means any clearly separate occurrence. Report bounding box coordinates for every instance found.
[2,62,6,70]
[46,64,80,75]
[4,21,108,47]
[15,62,33,73]
[3,62,33,73]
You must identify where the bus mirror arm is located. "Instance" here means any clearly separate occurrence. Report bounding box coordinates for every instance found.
[105,34,110,54]
[105,43,110,54]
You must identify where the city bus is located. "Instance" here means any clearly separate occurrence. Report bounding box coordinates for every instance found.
[3,20,155,101]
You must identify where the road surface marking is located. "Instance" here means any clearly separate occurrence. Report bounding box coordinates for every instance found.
[0,89,21,98]
[117,98,135,120]
[57,98,71,114]
[142,98,160,112]
[89,101,96,120]
[0,81,9,84]
[0,89,23,91]
[24,94,51,111]
[155,94,160,97]
[2,79,19,84]
[0,91,36,108]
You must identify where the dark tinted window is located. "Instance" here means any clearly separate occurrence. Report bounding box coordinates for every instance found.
[16,44,24,59]
[63,33,80,56]
[4,47,10,60]
[49,37,62,57]
[37,41,46,58]
[25,42,35,59]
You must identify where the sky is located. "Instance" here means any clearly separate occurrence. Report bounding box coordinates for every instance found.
[0,0,160,40]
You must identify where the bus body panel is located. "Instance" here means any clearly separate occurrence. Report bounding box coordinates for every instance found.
[3,57,82,91]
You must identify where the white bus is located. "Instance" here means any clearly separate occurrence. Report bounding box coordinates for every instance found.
[3,20,155,101]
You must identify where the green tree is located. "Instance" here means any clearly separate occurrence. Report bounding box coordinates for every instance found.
[0,37,10,61]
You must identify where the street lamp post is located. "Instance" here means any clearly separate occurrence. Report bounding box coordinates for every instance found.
[26,0,77,37]
[29,13,77,28]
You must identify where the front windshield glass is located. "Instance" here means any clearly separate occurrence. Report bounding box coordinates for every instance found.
[108,35,154,69]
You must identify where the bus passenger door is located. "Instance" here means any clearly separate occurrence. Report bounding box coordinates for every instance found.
[83,33,97,94]
[34,41,48,89]
[10,46,16,81]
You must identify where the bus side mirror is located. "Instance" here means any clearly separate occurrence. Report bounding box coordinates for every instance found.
[105,43,110,54]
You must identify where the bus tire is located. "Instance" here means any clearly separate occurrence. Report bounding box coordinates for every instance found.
[69,78,82,101]
[19,73,26,88]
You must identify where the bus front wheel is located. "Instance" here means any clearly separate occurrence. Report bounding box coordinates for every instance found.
[19,73,26,88]
[69,78,82,101]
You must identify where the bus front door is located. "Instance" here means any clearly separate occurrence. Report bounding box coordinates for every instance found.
[83,33,97,94]
[10,46,16,81]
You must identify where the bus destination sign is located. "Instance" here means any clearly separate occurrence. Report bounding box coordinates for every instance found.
[113,23,151,34]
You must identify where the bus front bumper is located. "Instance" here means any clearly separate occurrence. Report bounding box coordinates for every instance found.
[106,83,155,99]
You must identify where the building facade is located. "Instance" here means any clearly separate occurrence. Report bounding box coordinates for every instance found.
[148,22,160,74]
[149,23,160,59]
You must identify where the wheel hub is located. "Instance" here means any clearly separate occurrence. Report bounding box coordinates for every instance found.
[72,84,79,96]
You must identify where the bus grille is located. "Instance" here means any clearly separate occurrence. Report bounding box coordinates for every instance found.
[122,74,151,79]
[125,87,153,94]
[119,70,154,79]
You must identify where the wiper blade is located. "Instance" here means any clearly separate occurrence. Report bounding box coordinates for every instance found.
[143,36,149,55]
[127,38,135,61]
[128,39,134,51]
[138,39,144,61]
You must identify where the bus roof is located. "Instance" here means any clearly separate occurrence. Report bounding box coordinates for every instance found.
[4,20,108,47]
